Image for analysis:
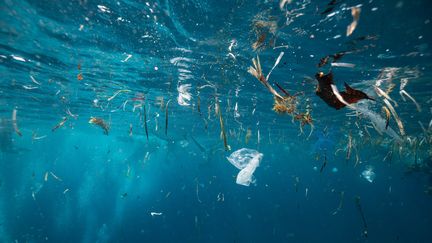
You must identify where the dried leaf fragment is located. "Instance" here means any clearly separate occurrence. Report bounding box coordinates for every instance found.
[346,7,361,36]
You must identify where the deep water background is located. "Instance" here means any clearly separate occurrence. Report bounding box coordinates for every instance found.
[1,0,432,242]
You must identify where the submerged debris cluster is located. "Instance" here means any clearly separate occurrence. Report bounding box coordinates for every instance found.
[1,3,431,238]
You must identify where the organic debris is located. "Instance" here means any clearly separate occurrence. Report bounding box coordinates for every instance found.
[383,98,405,136]
[143,103,149,141]
[216,98,230,151]
[346,6,361,37]
[89,117,110,135]
[245,128,252,144]
[318,51,348,67]
[248,55,313,129]
[52,117,68,132]
[355,196,368,237]
[319,153,328,173]
[332,191,345,215]
[251,13,278,51]
[165,100,171,136]
[382,106,391,129]
[315,72,374,110]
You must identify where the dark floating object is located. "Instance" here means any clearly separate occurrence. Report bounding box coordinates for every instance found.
[318,51,348,67]
[319,153,327,173]
[52,117,67,132]
[315,72,374,110]
[321,0,341,15]
[143,102,149,141]
[355,196,368,238]
[165,100,171,136]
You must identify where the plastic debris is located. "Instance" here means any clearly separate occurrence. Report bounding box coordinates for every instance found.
[150,212,163,216]
[11,54,26,62]
[330,62,355,68]
[66,108,78,119]
[50,171,62,181]
[331,84,402,142]
[361,166,375,183]
[177,84,192,106]
[107,90,131,102]
[196,179,202,203]
[32,132,47,141]
[30,75,41,85]
[22,85,38,90]
[279,0,293,10]
[266,51,284,81]
[12,108,22,136]
[121,54,132,62]
[227,148,263,186]
[400,89,421,112]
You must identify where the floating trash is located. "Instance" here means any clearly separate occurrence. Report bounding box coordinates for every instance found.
[361,166,376,183]
[227,148,263,186]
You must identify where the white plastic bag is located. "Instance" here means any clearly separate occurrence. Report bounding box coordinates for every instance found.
[227,148,263,186]
[361,166,376,183]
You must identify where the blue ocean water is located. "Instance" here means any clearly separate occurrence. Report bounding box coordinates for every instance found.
[1,0,432,242]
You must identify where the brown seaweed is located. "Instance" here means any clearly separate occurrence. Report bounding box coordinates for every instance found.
[89,117,110,135]
[315,72,374,109]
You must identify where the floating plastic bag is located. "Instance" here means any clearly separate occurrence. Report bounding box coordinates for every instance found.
[227,148,263,186]
[361,166,376,183]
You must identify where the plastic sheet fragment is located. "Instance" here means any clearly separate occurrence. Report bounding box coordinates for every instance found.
[227,148,263,186]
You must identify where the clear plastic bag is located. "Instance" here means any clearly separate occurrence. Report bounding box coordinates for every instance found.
[227,148,263,186]
[361,166,376,183]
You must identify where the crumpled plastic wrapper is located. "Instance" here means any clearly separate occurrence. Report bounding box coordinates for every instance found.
[227,148,263,186]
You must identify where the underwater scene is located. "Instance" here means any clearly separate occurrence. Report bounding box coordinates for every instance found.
[1,0,432,242]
